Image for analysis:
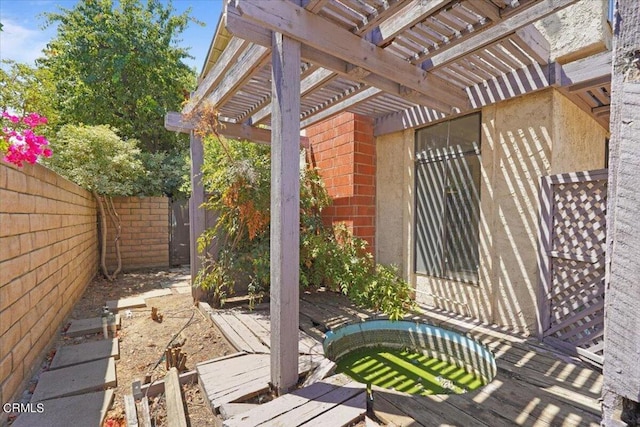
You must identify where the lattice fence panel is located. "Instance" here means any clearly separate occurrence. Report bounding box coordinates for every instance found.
[551,180,607,259]
[538,169,607,366]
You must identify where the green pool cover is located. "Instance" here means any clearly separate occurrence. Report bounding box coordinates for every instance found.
[336,347,485,395]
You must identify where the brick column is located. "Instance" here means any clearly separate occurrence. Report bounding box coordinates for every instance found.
[306,112,376,253]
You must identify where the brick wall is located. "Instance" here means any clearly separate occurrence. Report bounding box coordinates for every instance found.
[306,112,376,252]
[105,196,169,270]
[0,162,98,409]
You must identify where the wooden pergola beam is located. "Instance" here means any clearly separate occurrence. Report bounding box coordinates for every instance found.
[225,9,463,113]
[559,51,612,89]
[245,0,407,126]
[229,0,469,110]
[164,112,309,148]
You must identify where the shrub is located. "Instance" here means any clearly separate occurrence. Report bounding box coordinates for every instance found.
[197,136,415,319]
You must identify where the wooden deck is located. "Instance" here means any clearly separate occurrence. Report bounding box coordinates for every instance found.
[198,291,603,426]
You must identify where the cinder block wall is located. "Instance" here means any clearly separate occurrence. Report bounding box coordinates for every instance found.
[0,162,98,408]
[306,112,376,252]
[104,196,169,270]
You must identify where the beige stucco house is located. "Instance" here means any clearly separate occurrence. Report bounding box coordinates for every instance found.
[377,0,611,336]
[173,0,616,390]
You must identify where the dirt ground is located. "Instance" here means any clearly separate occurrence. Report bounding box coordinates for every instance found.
[46,267,234,426]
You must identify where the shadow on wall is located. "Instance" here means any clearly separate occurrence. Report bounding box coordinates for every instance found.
[424,91,553,335]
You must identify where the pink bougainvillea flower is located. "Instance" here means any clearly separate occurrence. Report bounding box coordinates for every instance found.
[1,111,51,167]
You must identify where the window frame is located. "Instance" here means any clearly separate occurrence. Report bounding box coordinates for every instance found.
[413,112,482,286]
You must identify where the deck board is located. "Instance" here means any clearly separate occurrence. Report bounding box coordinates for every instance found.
[198,291,603,426]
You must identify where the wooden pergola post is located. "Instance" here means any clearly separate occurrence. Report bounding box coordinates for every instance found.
[269,32,301,395]
[602,1,640,424]
[189,131,208,303]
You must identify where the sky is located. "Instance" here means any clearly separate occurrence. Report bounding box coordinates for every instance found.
[0,0,224,73]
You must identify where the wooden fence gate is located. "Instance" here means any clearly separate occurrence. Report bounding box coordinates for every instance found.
[170,198,190,266]
[537,169,607,367]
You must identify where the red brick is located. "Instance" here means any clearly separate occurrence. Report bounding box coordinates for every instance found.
[355,226,376,237]
[357,206,375,216]
[354,174,375,186]
[356,185,376,196]
[356,164,375,175]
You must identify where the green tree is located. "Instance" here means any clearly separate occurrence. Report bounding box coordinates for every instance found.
[0,60,59,137]
[40,0,198,195]
[47,124,144,280]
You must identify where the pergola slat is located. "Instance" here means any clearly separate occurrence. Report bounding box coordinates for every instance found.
[183,37,248,115]
[369,0,449,47]
[421,0,576,70]
[230,0,469,109]
[203,44,271,113]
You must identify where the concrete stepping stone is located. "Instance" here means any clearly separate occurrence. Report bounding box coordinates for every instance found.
[11,389,114,427]
[106,296,146,311]
[66,314,121,337]
[141,288,173,299]
[50,339,120,370]
[31,357,116,402]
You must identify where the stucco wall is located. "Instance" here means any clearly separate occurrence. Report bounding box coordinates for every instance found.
[534,0,611,63]
[376,88,606,334]
[550,90,607,174]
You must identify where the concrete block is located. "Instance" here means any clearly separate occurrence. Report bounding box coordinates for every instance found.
[106,296,146,311]
[11,389,114,427]
[66,315,121,337]
[31,357,116,402]
[140,288,173,299]
[50,339,119,370]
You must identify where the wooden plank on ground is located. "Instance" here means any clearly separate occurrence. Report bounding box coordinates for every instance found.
[302,358,336,387]
[373,392,427,427]
[261,382,365,425]
[209,376,271,409]
[219,312,270,353]
[226,311,271,351]
[300,391,366,427]
[224,374,351,427]
[124,394,138,427]
[209,311,255,353]
[299,298,351,329]
[198,354,272,410]
[299,313,326,342]
[165,368,188,427]
[138,397,151,427]
[377,388,479,427]
[197,354,270,383]
[219,403,260,420]
[140,370,198,398]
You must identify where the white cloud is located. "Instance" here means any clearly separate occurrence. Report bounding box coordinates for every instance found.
[0,18,50,65]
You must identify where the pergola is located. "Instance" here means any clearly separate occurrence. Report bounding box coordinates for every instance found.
[166,0,613,394]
